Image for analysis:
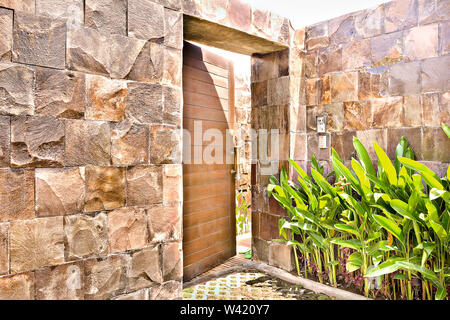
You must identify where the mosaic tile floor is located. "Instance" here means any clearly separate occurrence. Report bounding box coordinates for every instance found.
[183,271,331,300]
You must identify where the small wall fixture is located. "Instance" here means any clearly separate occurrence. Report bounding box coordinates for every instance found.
[316,115,327,133]
[232,146,242,180]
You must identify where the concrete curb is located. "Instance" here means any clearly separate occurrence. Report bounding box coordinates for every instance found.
[183,259,370,300]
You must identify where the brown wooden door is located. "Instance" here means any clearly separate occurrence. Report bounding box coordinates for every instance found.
[182,41,236,281]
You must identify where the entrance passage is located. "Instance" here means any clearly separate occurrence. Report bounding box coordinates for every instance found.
[182,41,236,281]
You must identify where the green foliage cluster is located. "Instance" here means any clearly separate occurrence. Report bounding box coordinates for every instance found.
[268,135,449,300]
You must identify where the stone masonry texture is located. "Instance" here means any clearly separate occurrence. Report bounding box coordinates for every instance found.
[0,0,448,300]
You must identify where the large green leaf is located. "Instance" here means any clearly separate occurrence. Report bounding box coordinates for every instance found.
[288,159,312,184]
[429,220,448,242]
[396,261,439,282]
[346,252,363,272]
[390,199,419,222]
[394,137,408,175]
[364,258,404,277]
[353,137,376,177]
[331,156,363,196]
[398,157,441,182]
[442,123,450,139]
[372,214,403,244]
[334,223,360,237]
[311,168,335,196]
[331,239,362,250]
[374,142,397,186]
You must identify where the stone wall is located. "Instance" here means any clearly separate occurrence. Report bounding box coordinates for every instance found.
[0,0,293,300]
[298,0,449,176]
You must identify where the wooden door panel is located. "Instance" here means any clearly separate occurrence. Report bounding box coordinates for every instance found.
[182,41,236,281]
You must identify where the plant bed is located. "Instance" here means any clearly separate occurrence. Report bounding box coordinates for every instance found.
[268,128,450,300]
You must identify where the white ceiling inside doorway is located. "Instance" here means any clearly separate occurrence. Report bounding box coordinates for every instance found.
[243,0,391,29]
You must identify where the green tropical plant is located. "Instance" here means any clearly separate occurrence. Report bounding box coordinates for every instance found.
[236,192,251,236]
[268,135,449,300]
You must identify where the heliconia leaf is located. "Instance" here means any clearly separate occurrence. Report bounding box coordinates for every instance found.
[394,137,408,175]
[353,137,376,177]
[429,220,448,242]
[373,142,397,186]
[372,214,403,245]
[351,158,371,191]
[289,159,311,184]
[398,157,441,182]
[364,258,404,277]
[331,156,363,196]
[395,261,439,282]
[331,239,362,250]
[334,223,360,237]
[436,288,447,300]
[311,168,335,196]
[390,199,419,222]
[442,123,450,139]
[346,252,363,272]
[430,188,450,203]
[421,171,444,190]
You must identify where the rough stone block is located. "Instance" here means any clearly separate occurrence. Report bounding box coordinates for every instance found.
[0,223,7,274]
[114,289,148,300]
[36,168,85,217]
[127,42,164,83]
[0,116,9,166]
[35,261,84,300]
[0,8,13,61]
[318,46,342,76]
[108,208,148,253]
[329,14,357,45]
[422,93,440,127]
[147,204,181,242]
[163,165,182,203]
[228,0,251,32]
[358,69,388,100]
[10,217,64,273]
[421,56,450,92]
[64,213,108,260]
[320,75,331,105]
[127,165,163,206]
[290,133,307,161]
[0,63,34,116]
[331,72,358,102]
[389,61,421,96]
[422,127,450,162]
[354,4,385,38]
[65,120,111,166]
[344,101,372,131]
[35,68,85,119]
[290,104,306,132]
[307,103,344,133]
[128,0,164,41]
[372,97,404,129]
[441,21,450,56]
[268,242,295,272]
[342,38,371,70]
[163,48,182,87]
[253,238,269,263]
[385,0,418,33]
[111,122,148,165]
[148,280,181,300]
[109,34,147,79]
[126,82,163,124]
[36,0,84,26]
[163,86,181,126]
[303,52,317,78]
[128,246,163,291]
[84,255,128,300]
[307,133,331,161]
[85,0,127,36]
[251,8,271,40]
[0,272,34,300]
[85,166,126,212]
[251,81,267,107]
[418,0,450,24]
[13,12,66,69]
[162,242,182,281]
[387,127,423,159]
[267,77,290,106]
[0,168,34,222]
[305,79,319,106]
[331,131,357,161]
[356,129,387,161]
[404,24,438,60]
[440,92,450,124]
[370,31,403,67]
[66,26,110,76]
[0,0,35,13]
[403,95,423,127]
[150,125,181,164]
[86,74,127,122]
[164,8,183,49]
[11,116,65,168]
[155,0,181,10]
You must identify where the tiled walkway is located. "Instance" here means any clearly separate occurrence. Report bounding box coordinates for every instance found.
[183,271,330,300]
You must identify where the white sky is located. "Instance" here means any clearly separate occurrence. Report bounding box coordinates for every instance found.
[243,0,391,29]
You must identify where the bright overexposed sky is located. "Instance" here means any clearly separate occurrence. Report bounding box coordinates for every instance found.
[243,0,391,29]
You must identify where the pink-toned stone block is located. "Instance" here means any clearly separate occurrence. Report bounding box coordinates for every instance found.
[108,208,148,253]
[404,24,438,60]
[127,165,163,206]
[0,8,13,61]
[330,72,358,102]
[0,223,7,274]
[0,272,34,300]
[0,168,34,222]
[385,0,418,33]
[147,204,181,242]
